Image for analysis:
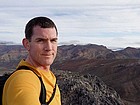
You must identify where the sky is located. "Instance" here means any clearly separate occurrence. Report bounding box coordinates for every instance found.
[0,0,140,49]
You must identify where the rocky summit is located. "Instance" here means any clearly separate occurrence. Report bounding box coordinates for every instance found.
[53,70,124,105]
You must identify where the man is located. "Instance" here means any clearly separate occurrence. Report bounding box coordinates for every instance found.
[2,17,61,105]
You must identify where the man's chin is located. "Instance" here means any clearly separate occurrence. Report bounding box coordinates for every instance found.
[41,61,53,67]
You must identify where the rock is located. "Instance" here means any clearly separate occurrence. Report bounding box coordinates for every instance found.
[54,70,124,105]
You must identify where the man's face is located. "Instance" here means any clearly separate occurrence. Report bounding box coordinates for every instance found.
[27,26,58,68]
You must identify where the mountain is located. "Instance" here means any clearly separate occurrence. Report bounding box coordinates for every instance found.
[55,44,140,61]
[114,47,140,59]
[0,45,27,69]
[56,44,112,60]
[0,44,140,105]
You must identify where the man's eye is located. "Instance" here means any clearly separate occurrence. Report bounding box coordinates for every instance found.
[36,39,44,43]
[51,39,57,43]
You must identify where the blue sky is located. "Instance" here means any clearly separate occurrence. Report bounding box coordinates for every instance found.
[0,0,140,49]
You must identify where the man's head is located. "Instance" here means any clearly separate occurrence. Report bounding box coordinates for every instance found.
[25,16,58,41]
[23,16,58,70]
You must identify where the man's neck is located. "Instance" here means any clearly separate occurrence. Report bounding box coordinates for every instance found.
[25,56,50,71]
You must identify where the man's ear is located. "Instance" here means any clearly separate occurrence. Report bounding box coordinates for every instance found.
[22,38,30,51]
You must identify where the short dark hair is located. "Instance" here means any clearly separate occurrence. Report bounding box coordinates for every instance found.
[25,16,58,41]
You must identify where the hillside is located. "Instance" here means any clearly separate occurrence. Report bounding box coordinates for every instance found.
[53,70,124,105]
[53,59,140,105]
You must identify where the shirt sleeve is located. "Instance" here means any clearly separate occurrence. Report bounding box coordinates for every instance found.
[3,70,41,105]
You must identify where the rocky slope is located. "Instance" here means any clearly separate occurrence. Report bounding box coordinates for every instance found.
[54,70,124,105]
[53,59,140,105]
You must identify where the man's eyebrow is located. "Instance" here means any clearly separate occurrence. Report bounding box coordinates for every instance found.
[51,37,58,40]
[35,37,58,40]
[35,37,44,40]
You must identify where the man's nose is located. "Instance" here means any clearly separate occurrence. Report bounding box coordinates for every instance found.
[44,41,52,51]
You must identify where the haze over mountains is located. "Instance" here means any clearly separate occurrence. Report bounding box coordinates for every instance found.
[0,44,140,105]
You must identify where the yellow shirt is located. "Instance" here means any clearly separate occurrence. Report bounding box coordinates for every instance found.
[2,60,61,105]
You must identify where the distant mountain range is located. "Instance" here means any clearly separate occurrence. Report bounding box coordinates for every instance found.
[55,44,140,61]
[0,41,15,45]
[0,44,140,105]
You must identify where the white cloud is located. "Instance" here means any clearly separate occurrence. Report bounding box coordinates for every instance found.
[1,0,140,6]
[0,0,140,48]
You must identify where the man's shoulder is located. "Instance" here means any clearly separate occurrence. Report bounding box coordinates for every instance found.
[6,70,40,86]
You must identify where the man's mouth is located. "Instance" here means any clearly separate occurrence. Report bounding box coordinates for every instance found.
[42,53,52,56]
